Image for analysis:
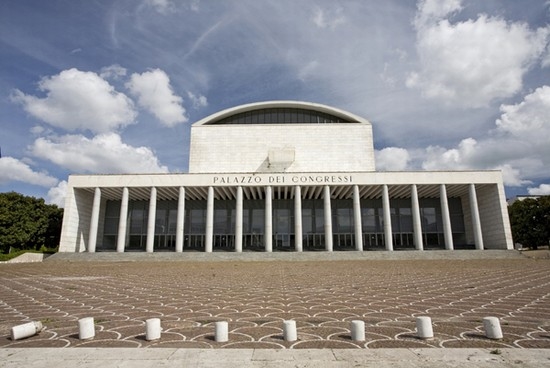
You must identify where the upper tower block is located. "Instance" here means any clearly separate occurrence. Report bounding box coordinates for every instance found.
[188,101,375,173]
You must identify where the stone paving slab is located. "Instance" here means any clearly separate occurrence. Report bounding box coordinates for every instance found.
[1,348,550,368]
[1,256,549,350]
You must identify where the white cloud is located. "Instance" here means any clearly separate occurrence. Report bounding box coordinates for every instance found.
[411,85,550,186]
[0,156,58,187]
[409,1,549,107]
[11,68,137,133]
[187,91,208,109]
[375,147,410,171]
[496,85,550,142]
[47,180,67,208]
[498,164,533,187]
[126,69,188,126]
[29,133,168,174]
[100,64,127,80]
[421,138,477,170]
[414,0,462,27]
[528,183,550,195]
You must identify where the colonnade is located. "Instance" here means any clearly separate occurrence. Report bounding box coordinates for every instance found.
[86,184,484,253]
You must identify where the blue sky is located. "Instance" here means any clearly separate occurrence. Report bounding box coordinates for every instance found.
[1,0,550,206]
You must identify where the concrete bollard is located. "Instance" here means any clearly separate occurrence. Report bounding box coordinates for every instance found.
[145,318,161,341]
[483,317,503,339]
[10,321,43,341]
[78,317,95,340]
[350,320,365,341]
[416,316,434,339]
[283,320,297,342]
[215,321,229,342]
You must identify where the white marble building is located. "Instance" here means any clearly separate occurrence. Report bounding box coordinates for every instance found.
[58,101,513,253]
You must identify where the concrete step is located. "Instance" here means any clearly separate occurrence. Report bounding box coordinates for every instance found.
[46,249,525,263]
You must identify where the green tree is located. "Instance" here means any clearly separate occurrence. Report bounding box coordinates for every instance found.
[0,192,63,253]
[508,196,550,250]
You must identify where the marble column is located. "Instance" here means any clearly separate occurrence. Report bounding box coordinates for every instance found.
[175,186,185,252]
[116,187,129,253]
[294,186,303,252]
[205,186,214,253]
[469,183,484,250]
[88,187,101,253]
[440,184,454,250]
[146,187,157,253]
[324,185,333,252]
[382,184,393,251]
[235,186,243,253]
[264,186,273,252]
[411,184,423,251]
[353,185,363,251]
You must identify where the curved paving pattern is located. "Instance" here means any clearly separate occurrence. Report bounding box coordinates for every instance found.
[0,258,549,348]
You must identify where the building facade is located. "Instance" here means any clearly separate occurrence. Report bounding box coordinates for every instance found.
[58,101,513,253]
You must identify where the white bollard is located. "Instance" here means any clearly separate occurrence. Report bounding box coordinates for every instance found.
[145,318,161,341]
[215,321,229,342]
[283,320,297,342]
[483,317,503,339]
[10,321,43,341]
[350,320,365,341]
[78,317,95,340]
[416,316,434,339]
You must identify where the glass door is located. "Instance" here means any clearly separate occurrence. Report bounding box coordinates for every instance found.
[274,208,292,250]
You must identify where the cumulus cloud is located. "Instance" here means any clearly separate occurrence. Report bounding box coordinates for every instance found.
[47,180,68,208]
[29,133,168,174]
[11,68,137,133]
[412,86,550,187]
[126,69,188,126]
[528,184,550,195]
[0,156,58,187]
[408,0,549,107]
[496,85,550,141]
[375,147,410,171]
[421,138,477,170]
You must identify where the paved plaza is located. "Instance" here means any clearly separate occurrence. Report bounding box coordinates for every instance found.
[1,252,549,350]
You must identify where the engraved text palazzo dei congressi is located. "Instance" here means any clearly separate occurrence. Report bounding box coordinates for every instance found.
[212,174,353,185]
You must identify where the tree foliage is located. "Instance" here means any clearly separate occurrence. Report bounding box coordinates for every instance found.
[0,192,63,254]
[508,196,550,250]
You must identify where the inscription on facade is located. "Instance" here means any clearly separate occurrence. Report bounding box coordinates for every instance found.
[212,174,353,185]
